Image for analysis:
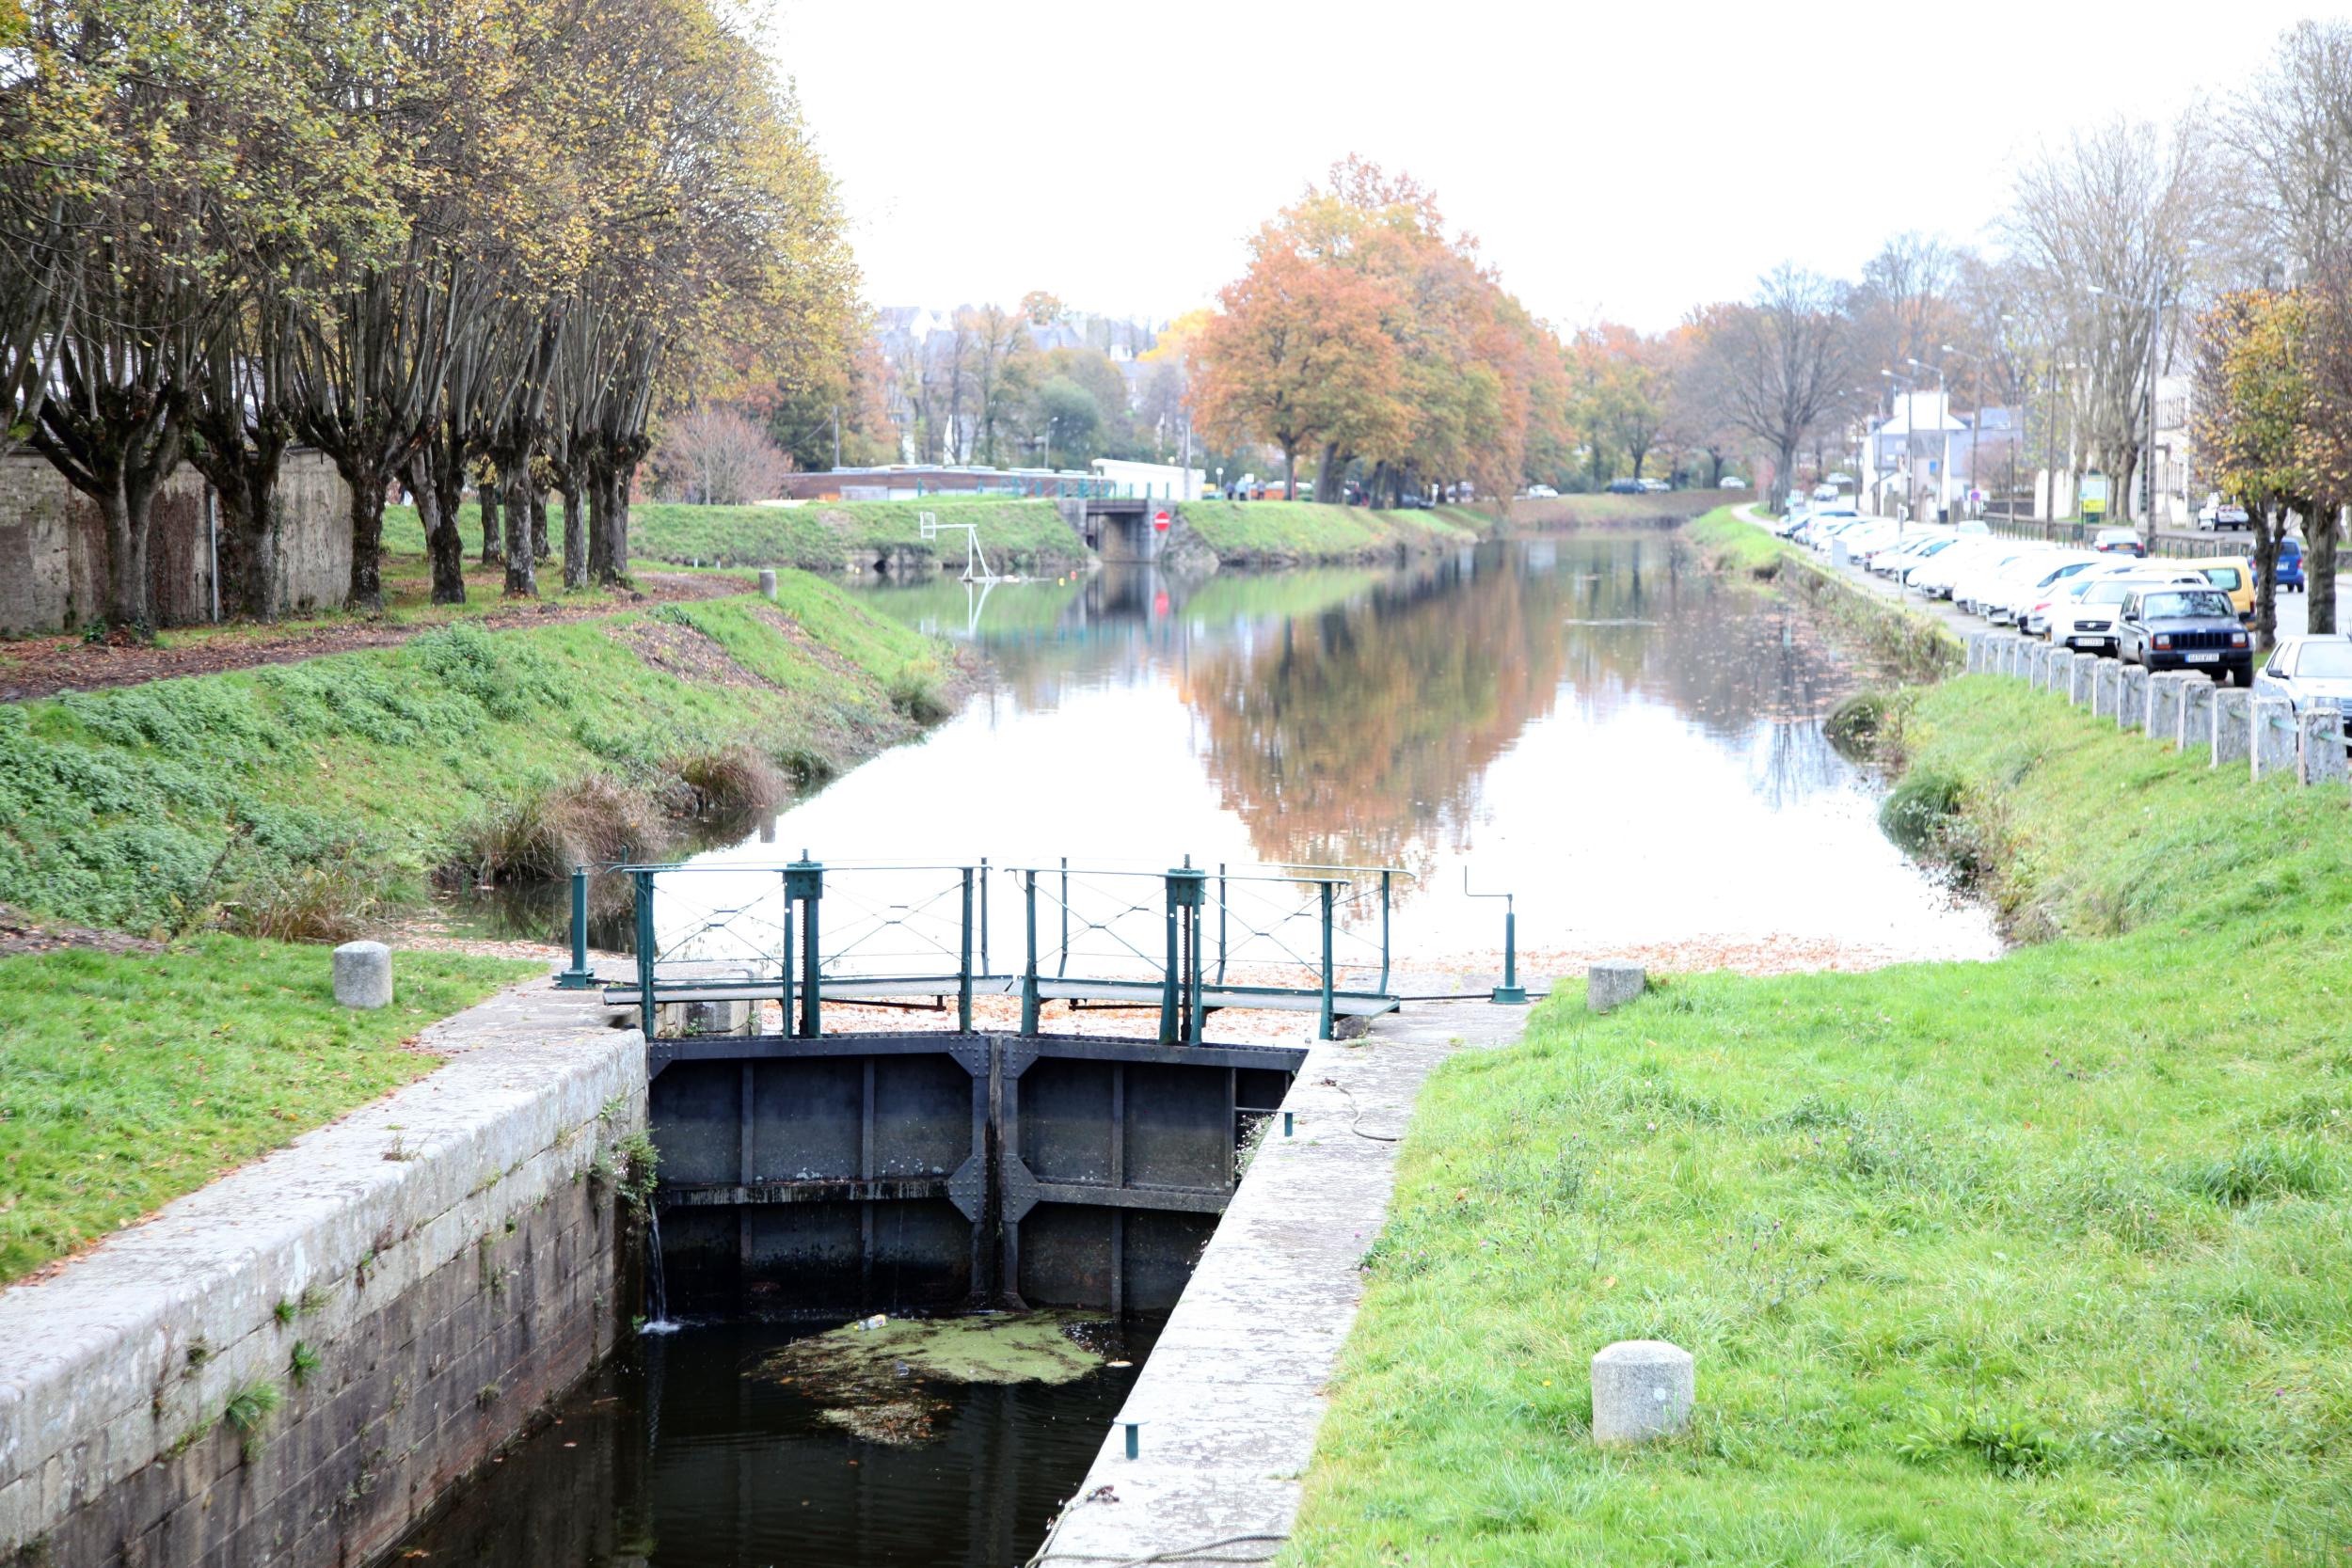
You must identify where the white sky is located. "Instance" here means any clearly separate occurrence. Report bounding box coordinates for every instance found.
[770,0,2339,333]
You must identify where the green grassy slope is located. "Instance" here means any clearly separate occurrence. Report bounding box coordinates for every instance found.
[0,578,946,933]
[1172,500,1479,563]
[1289,676,2352,1565]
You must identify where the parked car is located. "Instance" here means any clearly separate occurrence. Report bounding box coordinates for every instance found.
[1523,484,1559,499]
[2197,494,2250,531]
[1606,477,1644,494]
[1984,553,2107,627]
[2017,559,2152,635]
[1638,477,1672,493]
[2276,536,2305,593]
[2116,584,2253,683]
[1721,476,1748,488]
[2091,527,2145,557]
[2253,635,2352,726]
[2044,571,2206,654]
[2177,556,2256,620]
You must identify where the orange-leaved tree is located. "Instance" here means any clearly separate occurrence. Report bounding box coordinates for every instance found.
[1191,230,1403,500]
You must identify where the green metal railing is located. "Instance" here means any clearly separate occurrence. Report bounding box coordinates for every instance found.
[571,853,1417,1042]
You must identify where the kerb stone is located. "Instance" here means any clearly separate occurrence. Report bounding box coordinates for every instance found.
[1591,1339,1694,1445]
[1586,961,1647,1014]
[332,941,391,1009]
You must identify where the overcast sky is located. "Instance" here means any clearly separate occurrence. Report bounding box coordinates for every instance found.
[771,0,2334,333]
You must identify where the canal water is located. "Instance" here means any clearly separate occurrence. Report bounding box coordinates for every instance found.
[405,531,1994,1568]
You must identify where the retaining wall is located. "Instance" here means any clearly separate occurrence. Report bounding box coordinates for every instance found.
[0,977,645,1568]
[0,450,349,635]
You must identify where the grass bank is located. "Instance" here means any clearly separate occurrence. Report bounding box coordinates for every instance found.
[386,496,1091,575]
[0,575,950,935]
[1171,500,1480,565]
[1508,487,1742,531]
[0,938,536,1283]
[1288,676,2352,1565]
[1690,506,1962,683]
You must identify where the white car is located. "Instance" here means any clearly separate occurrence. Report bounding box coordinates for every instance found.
[1721,476,1748,488]
[1888,534,1970,583]
[2046,572,2206,654]
[1984,554,2107,628]
[2015,559,2158,636]
[1950,547,2053,614]
[1907,538,2010,598]
[1867,530,1954,574]
[2253,636,2352,725]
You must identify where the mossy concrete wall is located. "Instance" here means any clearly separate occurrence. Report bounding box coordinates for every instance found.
[0,975,646,1567]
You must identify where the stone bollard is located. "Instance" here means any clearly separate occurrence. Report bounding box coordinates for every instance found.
[1830,539,1851,570]
[2146,673,2187,743]
[2179,678,2216,752]
[1965,632,1989,673]
[2068,652,2098,707]
[757,568,778,598]
[332,941,392,1009]
[1591,1340,1694,1446]
[2251,697,2299,781]
[2092,659,2123,721]
[2035,644,2059,691]
[1587,961,1647,1014]
[2022,641,2044,687]
[2118,665,2149,731]
[2298,707,2348,785]
[2212,688,2252,767]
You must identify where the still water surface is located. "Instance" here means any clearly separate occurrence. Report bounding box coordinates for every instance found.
[708,531,1993,964]
[405,532,1994,1568]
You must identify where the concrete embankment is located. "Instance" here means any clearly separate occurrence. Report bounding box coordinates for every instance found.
[1697,507,1963,683]
[0,976,645,1568]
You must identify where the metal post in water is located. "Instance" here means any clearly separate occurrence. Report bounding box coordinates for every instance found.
[958,866,975,1033]
[1318,880,1336,1040]
[1378,869,1393,995]
[1165,859,1206,1044]
[631,869,658,1038]
[1021,871,1041,1035]
[554,864,597,989]
[786,852,823,1037]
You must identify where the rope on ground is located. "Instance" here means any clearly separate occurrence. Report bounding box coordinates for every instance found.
[1325,1077,1401,1143]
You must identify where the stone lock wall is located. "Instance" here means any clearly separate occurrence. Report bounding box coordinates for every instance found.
[0,450,351,635]
[0,984,647,1568]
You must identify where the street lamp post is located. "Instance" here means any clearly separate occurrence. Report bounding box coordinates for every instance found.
[1905,356,1947,524]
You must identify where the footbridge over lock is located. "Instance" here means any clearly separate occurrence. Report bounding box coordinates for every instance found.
[555,855,1409,1320]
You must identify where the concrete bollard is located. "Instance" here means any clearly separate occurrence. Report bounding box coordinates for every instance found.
[2299,707,2348,785]
[1587,960,1647,1013]
[332,941,392,1009]
[2068,652,2098,706]
[2119,665,2149,731]
[1830,539,1851,570]
[2212,689,2252,767]
[2251,697,2299,781]
[2092,660,2122,721]
[2034,644,2059,691]
[1591,1340,1694,1446]
[2179,678,2215,752]
[2146,673,2188,743]
[1965,632,1988,673]
[757,568,778,598]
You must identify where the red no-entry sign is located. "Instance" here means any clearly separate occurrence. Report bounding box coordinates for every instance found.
[1152,511,1171,530]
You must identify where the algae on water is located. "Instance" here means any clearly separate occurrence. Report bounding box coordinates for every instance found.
[760,1313,1108,1448]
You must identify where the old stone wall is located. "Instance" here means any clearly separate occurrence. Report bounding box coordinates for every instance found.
[0,450,351,635]
[0,979,646,1568]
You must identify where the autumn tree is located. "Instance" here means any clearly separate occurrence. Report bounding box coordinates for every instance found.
[1192,231,1403,500]
[1702,266,1851,512]
[2196,290,2312,647]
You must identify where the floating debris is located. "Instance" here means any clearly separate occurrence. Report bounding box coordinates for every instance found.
[761,1312,1111,1449]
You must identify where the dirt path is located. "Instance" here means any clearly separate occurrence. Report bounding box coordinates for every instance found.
[0,570,755,703]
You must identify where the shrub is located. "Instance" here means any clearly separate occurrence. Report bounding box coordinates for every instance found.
[220,842,391,942]
[454,777,663,883]
[676,744,787,820]
[1824,690,1901,763]
[886,663,953,724]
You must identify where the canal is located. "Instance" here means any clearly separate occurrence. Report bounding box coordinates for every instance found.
[402,531,1994,1567]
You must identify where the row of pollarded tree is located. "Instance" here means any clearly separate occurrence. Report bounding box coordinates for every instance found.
[0,0,859,629]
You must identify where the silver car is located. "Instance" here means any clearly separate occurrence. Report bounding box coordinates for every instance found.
[2253,636,2352,734]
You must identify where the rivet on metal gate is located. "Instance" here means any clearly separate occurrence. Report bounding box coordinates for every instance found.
[1121,1419,1146,1459]
[1282,1111,1295,1138]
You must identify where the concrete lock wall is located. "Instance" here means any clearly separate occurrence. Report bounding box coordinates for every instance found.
[0,449,350,635]
[0,984,644,1568]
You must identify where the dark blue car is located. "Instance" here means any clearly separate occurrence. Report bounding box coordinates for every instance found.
[2278,537,2306,593]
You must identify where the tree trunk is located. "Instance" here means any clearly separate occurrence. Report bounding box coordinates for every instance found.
[1776,440,1799,514]
[1312,442,1340,503]
[503,459,538,597]
[347,473,388,611]
[479,482,502,565]
[612,455,635,577]
[587,458,616,584]
[532,487,550,563]
[97,481,151,631]
[2311,504,2342,636]
[1281,443,1296,502]
[2251,500,2280,653]
[562,484,587,591]
[238,477,284,623]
